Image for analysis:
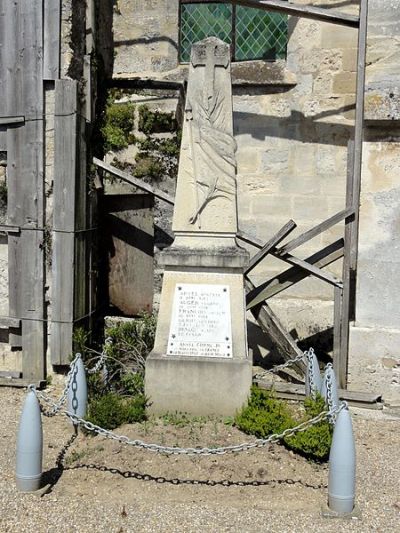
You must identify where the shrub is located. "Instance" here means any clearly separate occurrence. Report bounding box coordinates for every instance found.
[138,105,176,134]
[101,102,135,152]
[235,387,333,462]
[284,395,333,461]
[235,386,294,437]
[86,392,147,430]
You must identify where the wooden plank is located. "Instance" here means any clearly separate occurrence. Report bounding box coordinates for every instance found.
[0,116,25,125]
[247,239,344,309]
[43,0,61,80]
[21,0,46,383]
[245,220,296,275]
[272,251,343,288]
[255,378,383,409]
[0,317,21,328]
[51,80,79,365]
[277,208,354,255]
[237,229,264,249]
[5,0,46,380]
[106,193,154,315]
[231,0,359,27]
[0,225,20,234]
[246,278,305,376]
[333,286,343,378]
[93,157,175,205]
[340,140,356,389]
[0,371,22,379]
[0,378,46,388]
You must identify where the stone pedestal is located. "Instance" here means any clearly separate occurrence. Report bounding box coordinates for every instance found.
[146,246,251,416]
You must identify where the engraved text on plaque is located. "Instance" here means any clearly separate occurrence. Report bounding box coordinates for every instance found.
[167,283,232,358]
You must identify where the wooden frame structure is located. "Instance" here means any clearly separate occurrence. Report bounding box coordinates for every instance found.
[0,0,96,385]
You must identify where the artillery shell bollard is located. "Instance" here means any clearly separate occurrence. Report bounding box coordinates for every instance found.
[328,406,356,515]
[16,388,43,492]
[67,354,88,421]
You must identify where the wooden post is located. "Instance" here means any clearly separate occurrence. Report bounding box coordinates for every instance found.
[5,0,46,380]
[43,0,61,80]
[51,80,79,365]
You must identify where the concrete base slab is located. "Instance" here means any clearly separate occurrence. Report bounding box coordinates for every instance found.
[321,503,361,520]
[145,353,252,416]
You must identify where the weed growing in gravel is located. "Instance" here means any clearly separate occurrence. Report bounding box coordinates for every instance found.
[235,387,333,461]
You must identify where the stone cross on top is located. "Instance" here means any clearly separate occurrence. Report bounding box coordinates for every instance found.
[172,37,238,240]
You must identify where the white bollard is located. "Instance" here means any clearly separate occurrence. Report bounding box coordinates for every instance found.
[328,406,356,514]
[16,388,43,492]
[67,354,88,420]
[311,351,322,395]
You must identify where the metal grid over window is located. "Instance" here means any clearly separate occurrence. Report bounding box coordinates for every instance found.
[180,2,288,63]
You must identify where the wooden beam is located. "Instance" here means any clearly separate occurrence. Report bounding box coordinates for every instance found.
[231,0,359,28]
[340,140,356,389]
[0,378,47,389]
[272,251,343,288]
[0,225,21,234]
[277,208,354,255]
[246,279,305,375]
[52,80,79,365]
[333,286,343,379]
[0,317,22,328]
[43,0,61,80]
[237,229,264,249]
[93,157,175,205]
[0,116,25,125]
[245,220,296,275]
[246,239,344,309]
[255,378,383,409]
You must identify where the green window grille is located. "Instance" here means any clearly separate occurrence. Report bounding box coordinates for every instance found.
[180,2,288,63]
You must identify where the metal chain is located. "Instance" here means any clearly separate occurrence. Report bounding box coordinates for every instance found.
[34,388,344,456]
[305,348,316,396]
[87,337,112,375]
[324,363,337,423]
[38,353,81,417]
[38,338,113,417]
[253,351,306,381]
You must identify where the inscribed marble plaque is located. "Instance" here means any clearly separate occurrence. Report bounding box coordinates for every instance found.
[167,283,232,358]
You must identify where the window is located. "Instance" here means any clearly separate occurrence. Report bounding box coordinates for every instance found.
[179,2,288,63]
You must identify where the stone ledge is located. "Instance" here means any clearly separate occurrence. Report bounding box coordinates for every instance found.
[111,60,297,88]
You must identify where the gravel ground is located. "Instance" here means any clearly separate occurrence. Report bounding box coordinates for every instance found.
[1,386,399,533]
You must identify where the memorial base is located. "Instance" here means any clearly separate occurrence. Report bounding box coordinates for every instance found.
[145,354,252,416]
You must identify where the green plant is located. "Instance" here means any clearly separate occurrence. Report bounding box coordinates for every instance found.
[138,105,176,134]
[235,386,294,437]
[72,327,90,359]
[284,395,333,461]
[86,391,147,430]
[235,387,333,462]
[101,102,135,152]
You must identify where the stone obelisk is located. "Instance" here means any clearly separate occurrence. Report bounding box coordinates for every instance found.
[145,38,251,416]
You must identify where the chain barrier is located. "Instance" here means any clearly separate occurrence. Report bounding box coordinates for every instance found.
[34,387,345,456]
[253,351,306,381]
[37,338,112,417]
